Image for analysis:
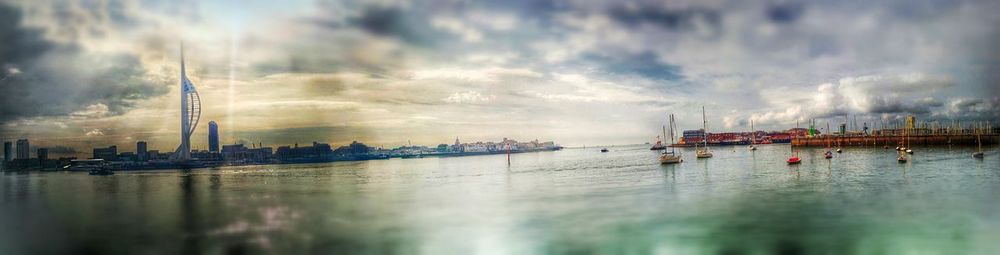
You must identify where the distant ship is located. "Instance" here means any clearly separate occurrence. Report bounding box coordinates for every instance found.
[650,127,667,150]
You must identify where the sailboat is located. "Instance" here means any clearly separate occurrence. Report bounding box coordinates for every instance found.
[897,127,908,162]
[824,122,833,159]
[696,106,714,158]
[973,130,984,159]
[660,114,683,164]
[787,142,802,164]
[749,119,757,151]
[788,119,801,164]
[905,128,914,154]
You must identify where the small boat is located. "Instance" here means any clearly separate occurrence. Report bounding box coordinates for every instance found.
[788,120,802,164]
[787,156,801,164]
[906,149,913,154]
[897,154,908,163]
[600,148,609,153]
[824,150,833,159]
[836,148,842,153]
[883,145,888,149]
[660,114,683,164]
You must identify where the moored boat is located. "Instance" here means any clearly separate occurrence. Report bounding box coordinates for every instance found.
[787,156,801,164]
[661,114,683,164]
[695,106,713,158]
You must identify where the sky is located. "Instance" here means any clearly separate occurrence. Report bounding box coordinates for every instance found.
[1,0,998,157]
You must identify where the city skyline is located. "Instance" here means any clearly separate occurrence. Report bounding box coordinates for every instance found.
[2,0,999,156]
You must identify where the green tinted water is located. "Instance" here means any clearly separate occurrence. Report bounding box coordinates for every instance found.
[2,144,998,254]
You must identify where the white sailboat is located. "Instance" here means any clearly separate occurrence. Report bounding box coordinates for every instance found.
[749,119,757,151]
[660,114,683,164]
[696,106,714,158]
[897,127,908,163]
[906,128,914,154]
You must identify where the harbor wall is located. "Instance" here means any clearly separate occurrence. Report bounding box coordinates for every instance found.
[791,134,998,147]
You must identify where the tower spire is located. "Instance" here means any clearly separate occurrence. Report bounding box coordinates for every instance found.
[180,43,185,77]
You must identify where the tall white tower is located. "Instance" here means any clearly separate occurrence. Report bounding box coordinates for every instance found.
[171,45,201,161]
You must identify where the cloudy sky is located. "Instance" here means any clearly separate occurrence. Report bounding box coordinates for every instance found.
[1,0,998,157]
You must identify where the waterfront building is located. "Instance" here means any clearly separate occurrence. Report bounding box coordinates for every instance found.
[171,46,201,161]
[221,144,247,161]
[221,144,272,162]
[93,145,118,161]
[118,152,136,162]
[148,150,160,161]
[4,141,10,162]
[275,142,335,162]
[464,142,489,153]
[905,115,916,130]
[137,141,148,161]
[37,148,48,161]
[208,121,219,153]
[16,139,29,159]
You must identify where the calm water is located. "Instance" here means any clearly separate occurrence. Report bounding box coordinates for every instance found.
[2,144,998,254]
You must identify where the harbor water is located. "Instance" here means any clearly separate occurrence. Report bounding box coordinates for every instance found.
[1,144,998,254]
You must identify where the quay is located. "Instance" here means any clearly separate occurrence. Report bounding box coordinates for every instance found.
[792,134,998,147]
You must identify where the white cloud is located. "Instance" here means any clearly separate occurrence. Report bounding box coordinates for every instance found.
[85,129,105,136]
[70,103,110,119]
[444,91,494,104]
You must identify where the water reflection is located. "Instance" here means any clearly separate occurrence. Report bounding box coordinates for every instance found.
[0,145,997,254]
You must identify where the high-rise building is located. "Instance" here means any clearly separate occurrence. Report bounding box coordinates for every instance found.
[137,141,148,161]
[93,145,118,161]
[905,115,916,130]
[171,46,201,161]
[208,121,220,153]
[3,141,10,162]
[16,139,29,159]
[37,148,48,161]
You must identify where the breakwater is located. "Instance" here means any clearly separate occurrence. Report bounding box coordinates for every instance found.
[792,134,998,147]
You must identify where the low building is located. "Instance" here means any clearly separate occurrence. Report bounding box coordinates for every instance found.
[93,145,118,161]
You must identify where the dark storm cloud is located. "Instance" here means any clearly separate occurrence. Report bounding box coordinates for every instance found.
[865,97,937,114]
[344,5,451,47]
[580,51,684,81]
[608,4,721,31]
[765,2,805,24]
[0,3,168,123]
[45,145,78,155]
[0,4,51,70]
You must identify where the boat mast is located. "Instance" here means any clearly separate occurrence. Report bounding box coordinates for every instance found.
[662,124,667,146]
[827,122,831,148]
[670,114,676,154]
[977,129,982,152]
[751,119,755,145]
[702,106,708,149]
